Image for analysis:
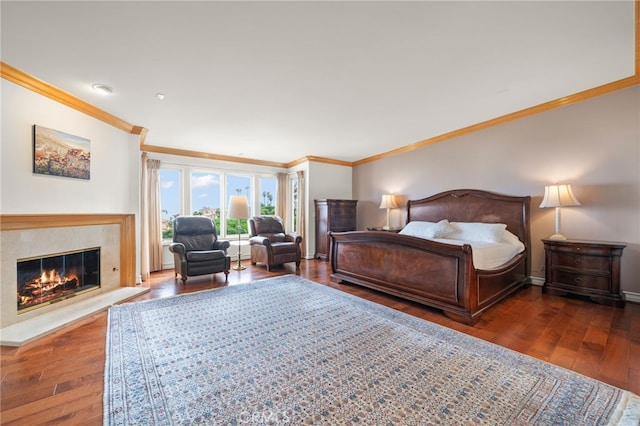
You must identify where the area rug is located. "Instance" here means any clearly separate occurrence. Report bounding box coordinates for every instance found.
[104,275,640,425]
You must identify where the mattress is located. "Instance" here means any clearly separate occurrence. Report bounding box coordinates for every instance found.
[430,237,525,270]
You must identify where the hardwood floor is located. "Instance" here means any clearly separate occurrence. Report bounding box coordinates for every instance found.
[2,259,639,425]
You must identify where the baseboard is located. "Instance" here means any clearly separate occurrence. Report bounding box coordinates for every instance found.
[530,276,639,304]
[530,276,544,286]
[623,291,640,304]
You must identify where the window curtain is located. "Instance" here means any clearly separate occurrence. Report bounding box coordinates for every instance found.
[296,170,306,257]
[276,172,287,220]
[140,153,163,281]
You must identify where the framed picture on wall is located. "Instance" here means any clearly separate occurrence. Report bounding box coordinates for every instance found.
[33,125,91,180]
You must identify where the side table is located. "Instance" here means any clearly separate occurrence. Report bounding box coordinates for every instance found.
[542,239,626,307]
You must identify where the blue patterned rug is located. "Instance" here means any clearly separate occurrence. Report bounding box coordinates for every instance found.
[104,275,640,425]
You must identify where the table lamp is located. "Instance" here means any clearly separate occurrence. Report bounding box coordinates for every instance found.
[379,194,398,230]
[539,184,581,240]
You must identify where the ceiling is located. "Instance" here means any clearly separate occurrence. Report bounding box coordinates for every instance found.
[1,1,636,165]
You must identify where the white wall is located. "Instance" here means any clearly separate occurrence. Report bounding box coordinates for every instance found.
[305,161,353,259]
[1,80,140,273]
[354,86,640,294]
[1,80,140,214]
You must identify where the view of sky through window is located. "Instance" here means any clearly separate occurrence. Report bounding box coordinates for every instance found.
[160,169,277,220]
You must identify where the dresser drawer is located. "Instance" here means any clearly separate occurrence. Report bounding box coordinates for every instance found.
[329,207,357,218]
[550,252,610,273]
[551,270,610,292]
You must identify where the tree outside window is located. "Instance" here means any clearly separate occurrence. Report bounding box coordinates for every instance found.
[160,168,181,240]
[260,177,277,215]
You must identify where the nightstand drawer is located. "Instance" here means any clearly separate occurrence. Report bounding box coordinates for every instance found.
[551,270,610,292]
[550,252,610,273]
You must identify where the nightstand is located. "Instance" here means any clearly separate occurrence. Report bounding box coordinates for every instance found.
[542,239,626,307]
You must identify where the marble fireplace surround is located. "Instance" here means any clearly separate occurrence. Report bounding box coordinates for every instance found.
[0,214,148,346]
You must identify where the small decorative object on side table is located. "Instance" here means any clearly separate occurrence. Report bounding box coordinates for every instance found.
[542,239,626,307]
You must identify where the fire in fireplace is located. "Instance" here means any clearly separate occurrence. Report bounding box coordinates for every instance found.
[17,247,101,312]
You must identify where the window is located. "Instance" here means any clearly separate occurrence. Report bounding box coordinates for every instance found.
[259,177,277,215]
[191,171,222,228]
[157,161,280,239]
[226,174,251,236]
[160,168,181,240]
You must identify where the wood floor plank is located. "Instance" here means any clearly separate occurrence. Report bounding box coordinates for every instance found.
[547,345,578,370]
[1,259,638,424]
[629,366,640,395]
[599,332,630,384]
[556,322,590,352]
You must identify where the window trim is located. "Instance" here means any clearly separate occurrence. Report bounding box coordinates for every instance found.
[159,163,280,240]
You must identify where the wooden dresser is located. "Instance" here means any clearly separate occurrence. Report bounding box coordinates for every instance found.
[542,239,626,307]
[314,199,357,261]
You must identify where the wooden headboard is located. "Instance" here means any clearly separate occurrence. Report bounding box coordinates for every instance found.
[407,189,531,251]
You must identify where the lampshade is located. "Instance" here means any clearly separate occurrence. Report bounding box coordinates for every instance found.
[539,184,581,208]
[379,194,398,210]
[539,184,580,241]
[227,195,250,220]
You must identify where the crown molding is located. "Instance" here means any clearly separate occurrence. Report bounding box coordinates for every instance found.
[140,144,289,169]
[0,62,146,137]
[353,75,639,167]
[286,156,353,168]
[355,0,640,166]
[0,61,352,168]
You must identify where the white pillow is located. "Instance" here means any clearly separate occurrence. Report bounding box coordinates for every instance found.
[399,219,455,239]
[447,222,507,243]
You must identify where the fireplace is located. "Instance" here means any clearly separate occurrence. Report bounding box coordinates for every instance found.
[17,247,101,313]
[1,214,149,346]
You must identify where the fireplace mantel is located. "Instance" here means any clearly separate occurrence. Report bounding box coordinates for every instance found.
[0,213,136,286]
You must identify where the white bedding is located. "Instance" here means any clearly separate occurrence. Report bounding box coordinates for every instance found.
[399,220,526,270]
[430,237,525,270]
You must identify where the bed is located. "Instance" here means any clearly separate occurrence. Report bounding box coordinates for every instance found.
[329,189,531,324]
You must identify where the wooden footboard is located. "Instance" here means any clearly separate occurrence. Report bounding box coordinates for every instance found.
[330,231,529,324]
[329,231,475,321]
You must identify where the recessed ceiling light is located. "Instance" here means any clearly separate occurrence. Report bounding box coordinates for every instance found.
[156,93,165,100]
[91,83,113,95]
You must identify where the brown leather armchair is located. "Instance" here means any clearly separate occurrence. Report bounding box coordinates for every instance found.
[169,216,231,283]
[248,216,302,271]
